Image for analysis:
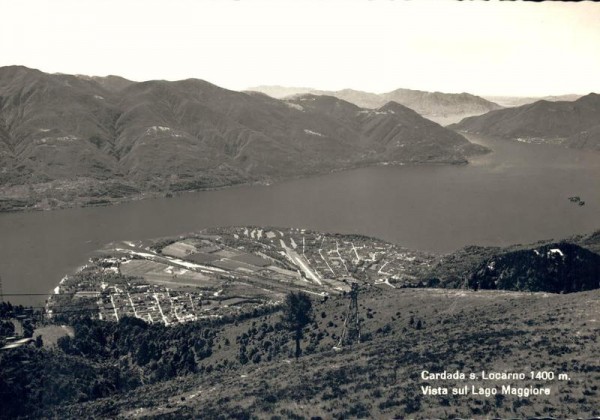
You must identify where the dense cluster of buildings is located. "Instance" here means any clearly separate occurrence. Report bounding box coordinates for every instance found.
[47,227,433,326]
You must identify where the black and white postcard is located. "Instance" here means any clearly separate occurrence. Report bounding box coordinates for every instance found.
[0,1,599,418]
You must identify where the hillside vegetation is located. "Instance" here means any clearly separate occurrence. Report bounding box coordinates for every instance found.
[422,230,600,293]
[2,287,596,419]
[0,66,488,212]
[451,93,600,150]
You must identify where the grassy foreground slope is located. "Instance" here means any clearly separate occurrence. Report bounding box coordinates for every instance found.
[52,287,600,419]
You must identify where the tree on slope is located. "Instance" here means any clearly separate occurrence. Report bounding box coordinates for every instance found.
[281,291,314,360]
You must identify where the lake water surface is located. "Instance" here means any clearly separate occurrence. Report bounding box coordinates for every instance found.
[1,134,599,305]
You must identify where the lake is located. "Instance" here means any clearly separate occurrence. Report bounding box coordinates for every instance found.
[1,134,599,306]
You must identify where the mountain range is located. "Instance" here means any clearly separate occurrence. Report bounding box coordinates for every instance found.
[247,85,503,125]
[0,66,488,212]
[484,94,583,108]
[451,93,600,150]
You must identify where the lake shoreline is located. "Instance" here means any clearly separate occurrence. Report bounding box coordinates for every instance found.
[0,157,475,214]
[1,133,598,307]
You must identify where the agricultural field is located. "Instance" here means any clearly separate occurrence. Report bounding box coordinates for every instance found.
[33,325,74,348]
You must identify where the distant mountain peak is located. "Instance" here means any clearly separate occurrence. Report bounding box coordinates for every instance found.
[248,85,502,125]
[576,92,600,102]
[377,100,419,115]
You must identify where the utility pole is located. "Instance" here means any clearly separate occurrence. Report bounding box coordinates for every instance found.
[335,282,361,348]
[0,274,3,303]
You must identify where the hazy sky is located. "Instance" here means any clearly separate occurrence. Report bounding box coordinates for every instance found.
[1,0,599,96]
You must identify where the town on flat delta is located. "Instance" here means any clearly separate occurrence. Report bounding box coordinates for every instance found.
[47,227,435,324]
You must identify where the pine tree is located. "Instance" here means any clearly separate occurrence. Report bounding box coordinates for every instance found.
[281,291,314,359]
